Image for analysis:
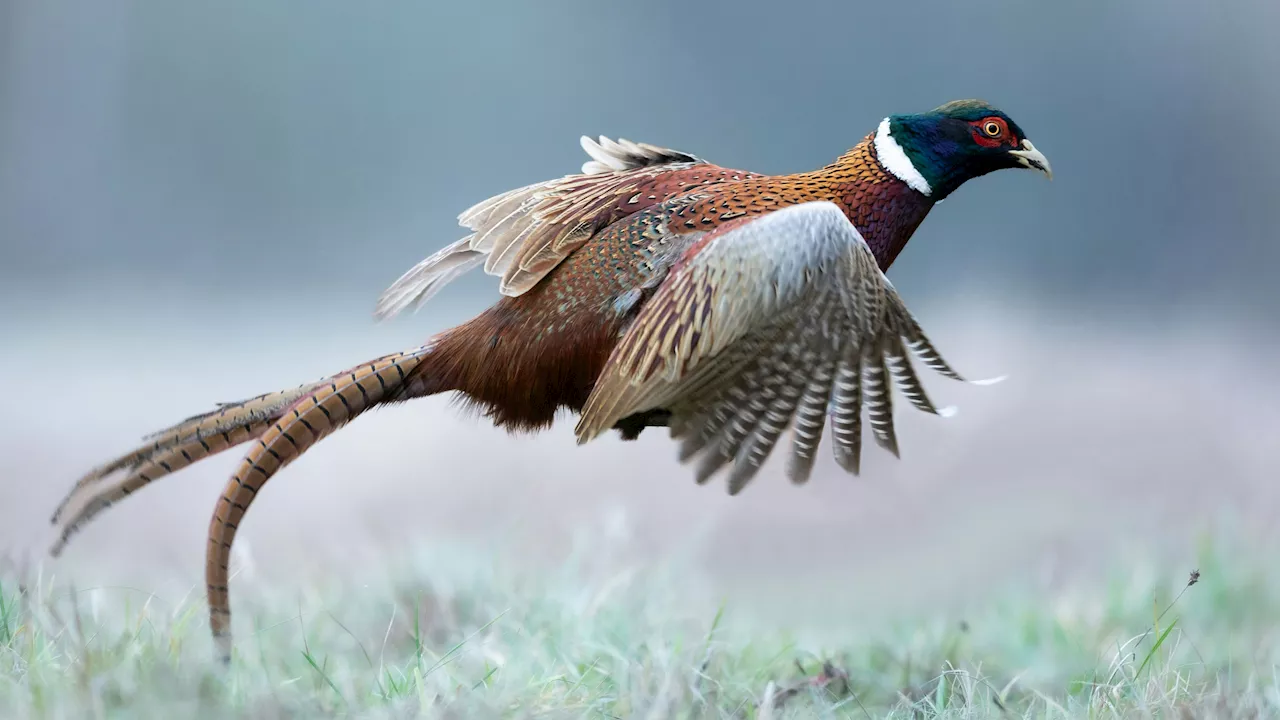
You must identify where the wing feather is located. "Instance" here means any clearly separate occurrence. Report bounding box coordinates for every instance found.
[828,341,865,476]
[577,201,996,492]
[862,346,898,457]
[691,319,807,486]
[785,351,838,485]
[375,136,751,320]
[672,335,775,461]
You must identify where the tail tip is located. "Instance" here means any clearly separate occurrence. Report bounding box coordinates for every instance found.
[212,632,233,666]
[49,496,75,526]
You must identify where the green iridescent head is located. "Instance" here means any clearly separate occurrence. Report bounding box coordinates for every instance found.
[874,99,1052,200]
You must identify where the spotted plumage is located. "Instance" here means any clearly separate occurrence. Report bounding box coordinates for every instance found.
[48,99,1052,663]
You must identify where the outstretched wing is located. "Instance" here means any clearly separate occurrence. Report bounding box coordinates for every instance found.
[576,201,992,494]
[375,136,760,320]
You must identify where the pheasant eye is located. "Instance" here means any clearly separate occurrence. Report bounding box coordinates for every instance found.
[982,121,1002,137]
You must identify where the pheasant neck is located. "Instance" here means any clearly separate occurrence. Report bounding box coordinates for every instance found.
[811,134,937,271]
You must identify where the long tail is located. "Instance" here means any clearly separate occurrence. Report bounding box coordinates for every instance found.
[49,340,442,663]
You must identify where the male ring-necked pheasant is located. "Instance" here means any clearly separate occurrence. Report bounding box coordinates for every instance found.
[49,99,1051,662]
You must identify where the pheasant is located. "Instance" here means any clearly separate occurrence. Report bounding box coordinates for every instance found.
[48,99,1051,662]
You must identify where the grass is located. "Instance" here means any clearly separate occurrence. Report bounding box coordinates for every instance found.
[0,532,1277,719]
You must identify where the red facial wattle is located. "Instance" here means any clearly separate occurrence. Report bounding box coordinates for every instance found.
[970,116,1016,148]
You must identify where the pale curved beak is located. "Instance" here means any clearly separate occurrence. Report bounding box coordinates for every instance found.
[1009,139,1052,180]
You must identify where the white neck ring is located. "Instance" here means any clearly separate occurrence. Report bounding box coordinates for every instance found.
[873,118,932,196]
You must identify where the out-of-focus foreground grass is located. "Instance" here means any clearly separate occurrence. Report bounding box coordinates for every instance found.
[0,532,1276,719]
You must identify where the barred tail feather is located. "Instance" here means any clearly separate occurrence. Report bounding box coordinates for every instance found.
[49,382,328,531]
[49,418,273,558]
[48,341,444,664]
[206,344,436,663]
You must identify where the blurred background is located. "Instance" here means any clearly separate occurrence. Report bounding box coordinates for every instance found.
[2,0,1279,624]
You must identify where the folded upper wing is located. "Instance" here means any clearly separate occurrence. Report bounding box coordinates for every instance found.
[375,136,759,320]
[576,201,988,493]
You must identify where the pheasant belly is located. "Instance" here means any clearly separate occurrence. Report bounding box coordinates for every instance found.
[428,209,702,433]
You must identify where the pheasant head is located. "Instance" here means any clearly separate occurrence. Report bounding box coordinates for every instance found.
[873,99,1053,200]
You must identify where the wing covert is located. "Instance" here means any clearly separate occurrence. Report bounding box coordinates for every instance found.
[375,136,755,320]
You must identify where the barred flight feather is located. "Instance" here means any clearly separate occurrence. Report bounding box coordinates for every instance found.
[786,352,838,484]
[829,342,865,475]
[863,348,898,457]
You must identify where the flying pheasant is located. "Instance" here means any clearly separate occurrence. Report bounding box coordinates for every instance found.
[48,99,1051,662]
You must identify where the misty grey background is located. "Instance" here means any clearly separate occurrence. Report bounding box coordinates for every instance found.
[4,0,1279,323]
[2,0,1280,628]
